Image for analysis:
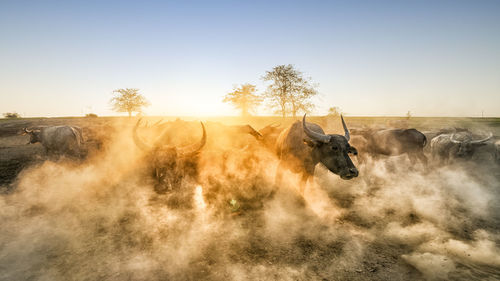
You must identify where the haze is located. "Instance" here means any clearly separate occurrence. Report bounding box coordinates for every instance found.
[1,0,499,117]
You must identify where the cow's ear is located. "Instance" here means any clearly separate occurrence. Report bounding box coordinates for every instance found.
[348,146,358,155]
[303,138,318,147]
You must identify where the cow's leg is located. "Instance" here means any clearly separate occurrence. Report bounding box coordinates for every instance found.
[417,151,428,167]
[431,151,441,165]
[406,153,418,171]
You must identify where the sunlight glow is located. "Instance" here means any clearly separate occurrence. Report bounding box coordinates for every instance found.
[194,185,206,210]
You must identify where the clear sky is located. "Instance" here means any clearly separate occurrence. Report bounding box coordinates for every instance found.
[1,0,499,117]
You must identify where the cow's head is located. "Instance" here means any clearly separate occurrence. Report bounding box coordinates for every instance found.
[133,119,206,191]
[451,132,492,159]
[302,115,358,180]
[22,128,41,144]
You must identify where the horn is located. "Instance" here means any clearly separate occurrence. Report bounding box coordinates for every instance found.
[302,114,330,143]
[244,125,263,139]
[470,132,493,144]
[23,128,32,133]
[132,118,152,151]
[341,115,350,141]
[450,133,461,144]
[179,122,206,157]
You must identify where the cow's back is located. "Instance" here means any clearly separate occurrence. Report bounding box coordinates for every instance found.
[369,129,425,155]
[430,134,454,157]
[40,126,81,155]
[276,121,324,173]
[369,129,404,155]
[401,129,427,149]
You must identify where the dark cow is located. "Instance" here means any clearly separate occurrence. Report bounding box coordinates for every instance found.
[430,131,493,163]
[275,115,358,194]
[352,128,428,165]
[133,119,206,193]
[23,126,84,158]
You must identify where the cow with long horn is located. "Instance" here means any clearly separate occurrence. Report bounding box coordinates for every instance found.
[133,119,206,193]
[275,114,358,194]
[430,131,493,163]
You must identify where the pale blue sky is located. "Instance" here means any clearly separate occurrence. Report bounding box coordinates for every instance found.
[1,0,499,117]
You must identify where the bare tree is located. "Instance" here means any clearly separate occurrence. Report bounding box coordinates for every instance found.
[110,88,150,117]
[223,84,262,117]
[289,85,317,117]
[262,64,317,118]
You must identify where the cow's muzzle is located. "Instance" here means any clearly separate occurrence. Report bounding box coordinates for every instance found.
[341,168,359,180]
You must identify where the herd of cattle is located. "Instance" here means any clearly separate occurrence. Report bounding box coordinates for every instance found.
[21,115,500,194]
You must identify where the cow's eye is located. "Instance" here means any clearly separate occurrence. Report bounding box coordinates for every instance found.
[331,146,339,151]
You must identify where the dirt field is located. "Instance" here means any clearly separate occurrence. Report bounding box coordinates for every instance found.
[0,116,499,281]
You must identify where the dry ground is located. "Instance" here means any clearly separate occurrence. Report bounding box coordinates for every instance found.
[0,116,499,281]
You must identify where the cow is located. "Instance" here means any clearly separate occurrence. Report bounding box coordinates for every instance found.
[430,131,493,163]
[275,114,358,194]
[422,128,469,154]
[133,119,206,193]
[352,128,428,165]
[422,128,468,143]
[23,126,84,158]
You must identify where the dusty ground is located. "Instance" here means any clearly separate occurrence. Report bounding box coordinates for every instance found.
[0,116,499,281]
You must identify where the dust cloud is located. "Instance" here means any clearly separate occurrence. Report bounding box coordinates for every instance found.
[0,120,499,281]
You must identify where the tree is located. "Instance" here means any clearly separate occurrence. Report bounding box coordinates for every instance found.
[3,112,20,118]
[262,64,318,118]
[110,88,150,117]
[222,84,262,117]
[327,106,342,117]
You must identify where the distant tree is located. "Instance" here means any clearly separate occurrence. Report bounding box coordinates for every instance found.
[327,107,342,117]
[223,84,262,117]
[406,110,412,120]
[110,88,150,117]
[262,64,318,118]
[85,113,98,118]
[3,112,20,119]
